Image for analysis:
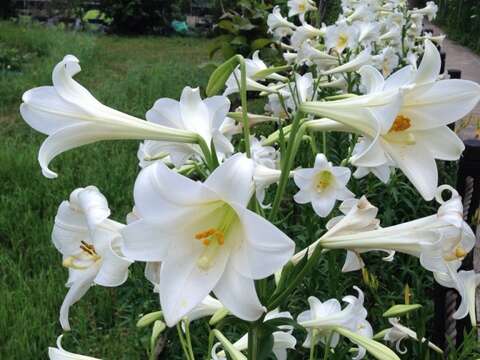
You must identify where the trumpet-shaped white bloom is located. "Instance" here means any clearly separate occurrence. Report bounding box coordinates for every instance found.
[291,24,325,49]
[293,154,354,217]
[352,40,480,200]
[409,1,438,21]
[320,186,476,275]
[298,287,373,360]
[212,309,296,360]
[145,86,233,167]
[49,335,100,360]
[53,186,132,331]
[325,23,359,54]
[321,48,371,76]
[253,164,283,207]
[434,269,480,326]
[288,0,316,20]
[268,6,297,34]
[325,197,394,272]
[121,154,295,326]
[351,137,393,183]
[383,318,443,354]
[20,55,197,178]
[372,46,399,77]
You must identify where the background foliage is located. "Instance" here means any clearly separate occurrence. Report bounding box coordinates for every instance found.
[435,0,480,53]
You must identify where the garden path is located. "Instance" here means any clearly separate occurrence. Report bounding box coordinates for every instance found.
[428,23,480,140]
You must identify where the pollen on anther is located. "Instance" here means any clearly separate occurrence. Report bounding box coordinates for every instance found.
[202,239,211,246]
[389,115,411,132]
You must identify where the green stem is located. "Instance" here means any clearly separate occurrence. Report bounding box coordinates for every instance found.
[269,112,305,220]
[247,322,260,360]
[323,332,333,360]
[184,319,195,360]
[309,330,318,360]
[197,135,213,171]
[177,323,192,360]
[237,55,251,157]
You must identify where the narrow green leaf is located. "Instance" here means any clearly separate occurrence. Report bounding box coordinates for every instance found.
[334,327,400,360]
[206,56,239,96]
[251,38,273,51]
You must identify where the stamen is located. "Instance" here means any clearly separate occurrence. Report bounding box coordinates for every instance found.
[314,170,334,192]
[455,247,467,258]
[389,115,411,132]
[337,34,348,49]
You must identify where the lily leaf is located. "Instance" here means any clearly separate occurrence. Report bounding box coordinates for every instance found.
[206,55,239,96]
[334,326,400,360]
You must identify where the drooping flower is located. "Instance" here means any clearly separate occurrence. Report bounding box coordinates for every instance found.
[145,86,233,167]
[121,154,294,326]
[434,269,480,326]
[297,287,373,360]
[291,23,325,49]
[20,55,198,178]
[321,48,371,76]
[49,335,100,360]
[353,40,480,200]
[382,318,443,355]
[319,186,476,275]
[53,186,132,331]
[293,153,354,217]
[212,309,297,360]
[268,6,297,35]
[409,1,438,21]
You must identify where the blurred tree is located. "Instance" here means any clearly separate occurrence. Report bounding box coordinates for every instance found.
[0,0,15,19]
[98,0,177,34]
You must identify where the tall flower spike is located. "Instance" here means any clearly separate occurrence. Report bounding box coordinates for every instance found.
[20,55,198,178]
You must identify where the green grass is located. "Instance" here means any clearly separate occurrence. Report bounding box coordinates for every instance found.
[0,20,478,359]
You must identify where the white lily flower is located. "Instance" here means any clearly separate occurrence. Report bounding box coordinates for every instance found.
[325,197,394,272]
[213,309,297,360]
[268,6,297,32]
[246,51,287,82]
[223,69,276,96]
[49,335,100,360]
[53,186,132,331]
[357,21,381,45]
[251,136,279,169]
[297,41,338,69]
[293,153,354,217]
[137,140,170,168]
[253,164,284,207]
[379,24,401,42]
[355,40,480,200]
[291,23,325,49]
[325,23,359,54]
[320,186,476,275]
[298,287,373,360]
[383,318,443,355]
[409,1,438,21]
[286,72,315,110]
[20,55,198,178]
[372,46,399,77]
[121,153,295,326]
[288,0,316,20]
[321,48,371,76]
[346,4,374,23]
[351,137,393,183]
[434,269,480,326]
[145,86,233,168]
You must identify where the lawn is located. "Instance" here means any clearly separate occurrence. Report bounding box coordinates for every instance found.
[0,21,473,359]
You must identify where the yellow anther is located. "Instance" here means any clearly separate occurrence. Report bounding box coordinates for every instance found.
[298,3,306,12]
[455,247,467,258]
[195,228,216,240]
[202,239,211,246]
[389,115,412,132]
